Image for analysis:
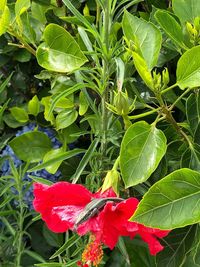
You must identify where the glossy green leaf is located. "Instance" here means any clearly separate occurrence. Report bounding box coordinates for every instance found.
[15,0,30,16]
[186,92,200,134]
[122,11,162,69]
[28,149,84,172]
[177,46,200,89]
[56,109,78,130]
[41,96,55,125]
[0,5,10,36]
[28,95,40,116]
[36,24,88,73]
[48,83,86,117]
[156,226,197,267]
[154,10,188,50]
[120,121,167,188]
[172,0,200,24]
[132,52,154,90]
[10,107,29,123]
[181,144,200,171]
[9,131,52,162]
[43,147,64,174]
[0,0,6,10]
[131,168,200,229]
[3,113,26,128]
[79,90,89,115]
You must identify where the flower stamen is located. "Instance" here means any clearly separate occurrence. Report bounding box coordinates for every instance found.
[81,236,103,267]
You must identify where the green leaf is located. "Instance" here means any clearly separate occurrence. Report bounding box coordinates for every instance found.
[41,96,55,124]
[56,109,78,130]
[49,234,80,259]
[60,15,95,26]
[71,138,99,183]
[9,131,52,162]
[36,24,88,73]
[0,5,10,36]
[29,175,54,185]
[172,0,200,24]
[120,121,167,188]
[62,0,99,40]
[181,144,200,171]
[156,226,197,267]
[3,113,26,128]
[186,92,200,134]
[24,249,45,263]
[122,11,162,69]
[9,107,29,123]
[154,10,188,50]
[43,224,62,248]
[132,52,154,90]
[34,264,63,267]
[13,49,31,62]
[131,168,200,229]
[0,99,10,124]
[177,46,200,89]
[79,90,89,115]
[0,72,13,95]
[28,149,85,172]
[48,83,87,117]
[28,95,40,116]
[43,147,64,174]
[15,0,30,17]
[0,0,6,11]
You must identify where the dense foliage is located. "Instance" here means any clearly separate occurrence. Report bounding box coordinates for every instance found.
[0,0,200,266]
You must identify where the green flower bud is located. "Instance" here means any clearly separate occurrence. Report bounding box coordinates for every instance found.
[162,68,169,87]
[194,17,200,31]
[114,91,130,115]
[101,169,120,196]
[152,70,162,91]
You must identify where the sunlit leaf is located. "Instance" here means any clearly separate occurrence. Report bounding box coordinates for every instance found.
[36,24,88,72]
[131,168,200,229]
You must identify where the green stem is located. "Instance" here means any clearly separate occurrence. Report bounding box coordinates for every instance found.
[100,0,111,157]
[169,87,193,111]
[112,156,120,171]
[96,1,100,27]
[8,29,36,56]
[15,163,29,267]
[156,92,192,147]
[128,108,161,120]
[161,83,178,95]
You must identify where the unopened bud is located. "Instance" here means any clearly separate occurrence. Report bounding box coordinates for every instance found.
[152,70,161,91]
[101,169,120,196]
[83,4,90,16]
[114,91,130,115]
[162,68,169,87]
[194,17,200,31]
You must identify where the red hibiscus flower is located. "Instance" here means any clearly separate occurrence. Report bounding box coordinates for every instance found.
[33,182,169,265]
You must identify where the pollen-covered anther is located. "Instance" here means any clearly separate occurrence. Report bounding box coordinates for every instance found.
[82,236,103,267]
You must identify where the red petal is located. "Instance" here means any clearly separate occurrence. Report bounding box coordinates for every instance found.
[33,182,92,232]
[97,198,139,249]
[93,188,117,198]
[139,231,164,255]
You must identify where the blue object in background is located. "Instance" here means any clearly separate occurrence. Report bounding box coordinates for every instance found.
[0,123,62,210]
